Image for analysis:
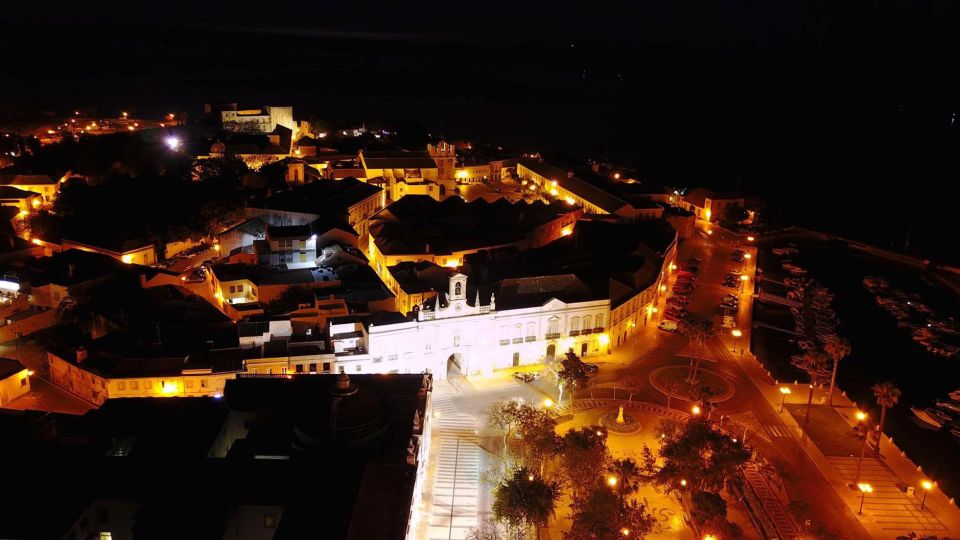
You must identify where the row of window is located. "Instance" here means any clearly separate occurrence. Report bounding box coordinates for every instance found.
[498,314,606,341]
[115,379,210,391]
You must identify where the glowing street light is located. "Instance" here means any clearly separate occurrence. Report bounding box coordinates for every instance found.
[743,253,752,259]
[731,329,743,338]
[853,411,870,484]
[607,476,618,487]
[704,536,718,540]
[680,479,687,487]
[691,405,701,416]
[543,398,554,408]
[857,483,873,514]
[165,136,181,150]
[621,528,630,537]
[779,386,792,412]
[740,274,749,282]
[921,480,934,510]
[747,236,755,242]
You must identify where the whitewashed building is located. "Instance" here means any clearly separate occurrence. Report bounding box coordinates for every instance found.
[334,272,611,379]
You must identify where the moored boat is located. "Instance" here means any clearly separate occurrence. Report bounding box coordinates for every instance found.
[911,407,944,429]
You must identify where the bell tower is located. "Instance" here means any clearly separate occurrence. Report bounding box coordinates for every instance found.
[449,272,467,301]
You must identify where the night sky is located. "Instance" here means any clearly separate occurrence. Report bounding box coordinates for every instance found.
[3,1,959,259]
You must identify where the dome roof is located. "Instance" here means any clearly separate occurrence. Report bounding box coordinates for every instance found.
[291,373,388,452]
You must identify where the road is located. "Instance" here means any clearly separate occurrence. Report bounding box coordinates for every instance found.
[0,340,93,415]
[591,227,872,538]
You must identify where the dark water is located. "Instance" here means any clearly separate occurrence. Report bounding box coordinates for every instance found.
[753,240,960,498]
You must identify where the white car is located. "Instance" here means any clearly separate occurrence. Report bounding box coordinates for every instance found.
[658,320,679,333]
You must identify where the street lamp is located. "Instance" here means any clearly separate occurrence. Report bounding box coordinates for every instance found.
[747,236,755,242]
[857,482,873,514]
[607,476,618,487]
[921,480,934,511]
[704,536,718,540]
[680,479,687,487]
[744,253,752,259]
[853,411,870,485]
[731,329,743,338]
[803,384,815,432]
[779,386,792,413]
[165,136,180,150]
[691,405,701,416]
[543,398,554,409]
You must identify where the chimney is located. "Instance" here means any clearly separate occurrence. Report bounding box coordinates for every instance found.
[76,346,88,363]
[425,243,430,254]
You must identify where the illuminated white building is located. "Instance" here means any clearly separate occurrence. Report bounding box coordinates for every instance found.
[334,272,611,379]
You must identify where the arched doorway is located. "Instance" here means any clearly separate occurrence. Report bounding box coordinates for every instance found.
[447,353,463,378]
[545,344,556,362]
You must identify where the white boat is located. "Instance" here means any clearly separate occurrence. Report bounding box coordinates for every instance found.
[911,407,944,429]
[936,401,960,414]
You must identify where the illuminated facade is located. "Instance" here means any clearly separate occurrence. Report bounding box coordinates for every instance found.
[336,273,611,380]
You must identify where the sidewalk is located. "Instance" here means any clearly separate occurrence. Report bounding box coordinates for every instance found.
[743,362,960,538]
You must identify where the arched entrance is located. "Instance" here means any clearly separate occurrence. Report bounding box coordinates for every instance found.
[446,353,463,378]
[545,344,556,362]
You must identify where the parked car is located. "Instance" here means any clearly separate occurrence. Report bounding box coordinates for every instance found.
[582,363,599,374]
[721,279,739,289]
[674,284,693,294]
[664,307,688,321]
[667,296,689,307]
[658,320,680,333]
[721,294,739,303]
[513,372,537,383]
[687,257,702,265]
[731,254,745,263]
[677,270,696,279]
[683,265,700,274]
[182,267,207,284]
[721,300,739,310]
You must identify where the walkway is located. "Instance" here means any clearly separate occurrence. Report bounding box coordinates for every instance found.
[421,391,482,540]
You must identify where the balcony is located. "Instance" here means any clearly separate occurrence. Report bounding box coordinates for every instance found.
[581,329,593,335]
[499,339,510,346]
[524,336,536,343]
[569,330,580,336]
[512,337,524,344]
[545,332,561,340]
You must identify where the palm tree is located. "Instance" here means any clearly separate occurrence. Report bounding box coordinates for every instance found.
[792,349,830,385]
[680,318,713,385]
[609,457,643,506]
[824,338,851,406]
[55,290,95,338]
[872,381,901,454]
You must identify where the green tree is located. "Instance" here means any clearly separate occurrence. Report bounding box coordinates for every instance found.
[561,427,610,499]
[565,482,656,540]
[488,399,537,461]
[655,417,750,493]
[557,349,589,403]
[872,381,901,454]
[825,338,851,406]
[680,318,713,385]
[492,467,560,540]
[516,407,562,474]
[690,490,727,525]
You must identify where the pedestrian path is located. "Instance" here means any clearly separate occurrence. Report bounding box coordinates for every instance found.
[424,394,481,540]
[763,423,793,438]
[743,463,799,539]
[824,457,949,536]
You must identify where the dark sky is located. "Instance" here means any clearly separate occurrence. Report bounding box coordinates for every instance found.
[4,0,959,49]
[3,1,959,259]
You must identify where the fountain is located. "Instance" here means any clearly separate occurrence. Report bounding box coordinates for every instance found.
[600,404,641,434]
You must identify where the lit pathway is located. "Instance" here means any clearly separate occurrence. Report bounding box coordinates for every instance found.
[424,392,481,540]
[824,456,948,536]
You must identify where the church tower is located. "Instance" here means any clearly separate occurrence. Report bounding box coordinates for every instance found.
[449,272,468,301]
[427,140,456,194]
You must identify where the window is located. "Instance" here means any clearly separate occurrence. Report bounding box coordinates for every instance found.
[130,381,139,390]
[309,363,317,373]
[454,335,461,347]
[98,533,112,540]
[356,365,362,372]
[117,381,126,391]
[296,364,304,373]
[200,379,208,388]
[281,367,288,375]
[186,379,194,388]
[425,343,432,351]
[389,354,399,362]
[323,362,332,373]
[547,317,561,336]
[142,381,151,391]
[455,282,462,296]
[582,315,592,330]
[595,314,604,329]
[570,317,580,333]
[526,322,536,338]
[53,291,60,302]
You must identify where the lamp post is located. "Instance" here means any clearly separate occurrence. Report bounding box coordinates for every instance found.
[921,480,934,511]
[779,386,792,413]
[857,483,873,514]
[853,411,869,485]
[731,328,742,354]
[803,384,815,432]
